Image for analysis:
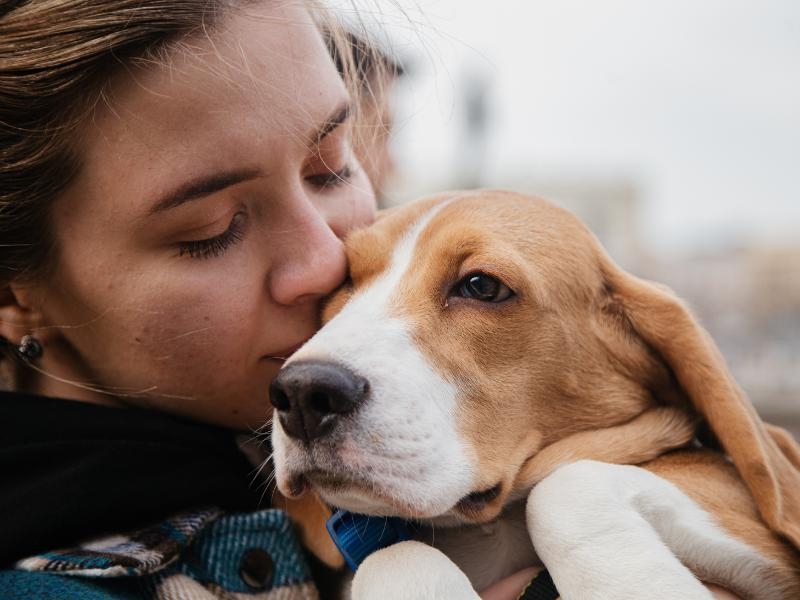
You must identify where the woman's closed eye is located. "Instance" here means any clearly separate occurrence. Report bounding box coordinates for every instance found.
[306,163,353,190]
[178,211,246,259]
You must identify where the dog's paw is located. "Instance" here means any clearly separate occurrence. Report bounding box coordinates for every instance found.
[351,541,480,600]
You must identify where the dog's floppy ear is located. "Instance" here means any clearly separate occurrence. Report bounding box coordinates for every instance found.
[601,257,800,550]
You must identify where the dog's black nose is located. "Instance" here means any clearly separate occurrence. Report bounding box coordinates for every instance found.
[270,360,368,443]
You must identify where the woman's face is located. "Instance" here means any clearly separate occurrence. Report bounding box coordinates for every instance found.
[25,3,375,430]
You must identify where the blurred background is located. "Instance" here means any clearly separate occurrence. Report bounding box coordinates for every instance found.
[339,0,800,436]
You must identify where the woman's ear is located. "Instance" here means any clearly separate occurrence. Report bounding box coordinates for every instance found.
[0,283,45,344]
[600,255,800,551]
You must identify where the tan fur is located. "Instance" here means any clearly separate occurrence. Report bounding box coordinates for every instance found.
[600,254,800,551]
[367,191,697,520]
[273,489,344,568]
[302,190,800,591]
[514,405,698,487]
[646,451,800,595]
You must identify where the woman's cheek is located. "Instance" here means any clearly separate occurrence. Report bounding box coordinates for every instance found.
[119,277,237,370]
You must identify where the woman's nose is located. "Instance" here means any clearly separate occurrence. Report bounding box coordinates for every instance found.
[268,202,347,306]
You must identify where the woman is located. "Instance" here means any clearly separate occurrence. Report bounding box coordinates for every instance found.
[0,1,738,598]
[1,0,374,597]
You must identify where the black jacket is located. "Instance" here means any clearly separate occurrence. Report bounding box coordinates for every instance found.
[0,391,264,567]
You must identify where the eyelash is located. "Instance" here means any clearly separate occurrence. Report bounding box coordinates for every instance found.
[178,212,245,260]
[175,162,351,260]
[306,164,353,190]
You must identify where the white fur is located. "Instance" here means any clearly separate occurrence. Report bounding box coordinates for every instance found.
[526,460,781,600]
[352,541,480,600]
[272,202,477,517]
[270,199,780,598]
[353,461,781,599]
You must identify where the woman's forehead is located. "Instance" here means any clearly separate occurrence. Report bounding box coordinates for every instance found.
[98,2,345,143]
[69,2,348,217]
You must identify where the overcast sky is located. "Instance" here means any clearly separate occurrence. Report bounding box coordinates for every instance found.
[352,0,800,255]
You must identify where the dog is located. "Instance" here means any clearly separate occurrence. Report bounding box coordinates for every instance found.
[269,190,800,599]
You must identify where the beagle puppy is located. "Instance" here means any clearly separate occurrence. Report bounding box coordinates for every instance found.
[270,190,800,599]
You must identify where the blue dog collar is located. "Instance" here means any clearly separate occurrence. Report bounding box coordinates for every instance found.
[326,509,413,571]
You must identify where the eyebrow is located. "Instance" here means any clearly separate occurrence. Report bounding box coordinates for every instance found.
[314,103,351,145]
[149,168,261,215]
[148,103,352,215]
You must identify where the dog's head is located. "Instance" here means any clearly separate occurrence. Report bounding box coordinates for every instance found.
[270,190,800,548]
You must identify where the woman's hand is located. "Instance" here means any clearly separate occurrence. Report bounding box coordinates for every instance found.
[479,567,741,600]
[479,567,541,600]
[705,584,741,599]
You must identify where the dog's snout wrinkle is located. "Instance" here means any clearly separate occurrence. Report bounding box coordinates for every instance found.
[270,360,368,443]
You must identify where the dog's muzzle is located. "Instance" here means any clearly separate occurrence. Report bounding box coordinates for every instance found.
[270,360,369,443]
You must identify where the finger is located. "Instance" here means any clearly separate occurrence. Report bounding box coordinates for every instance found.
[706,584,741,599]
[479,567,543,600]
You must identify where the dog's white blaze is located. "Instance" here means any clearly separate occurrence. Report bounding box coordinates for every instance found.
[278,201,477,516]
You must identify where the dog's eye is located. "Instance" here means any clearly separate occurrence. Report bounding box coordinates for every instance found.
[456,273,514,302]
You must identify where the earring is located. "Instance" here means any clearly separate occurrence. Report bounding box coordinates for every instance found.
[16,335,43,361]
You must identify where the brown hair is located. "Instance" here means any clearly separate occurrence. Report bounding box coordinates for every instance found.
[0,0,379,386]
